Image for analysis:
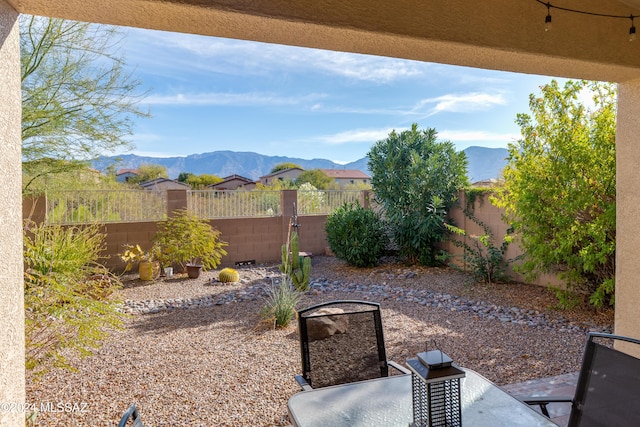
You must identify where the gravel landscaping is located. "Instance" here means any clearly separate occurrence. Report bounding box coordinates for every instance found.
[26,256,614,426]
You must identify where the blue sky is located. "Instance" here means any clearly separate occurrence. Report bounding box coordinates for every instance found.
[121,27,561,164]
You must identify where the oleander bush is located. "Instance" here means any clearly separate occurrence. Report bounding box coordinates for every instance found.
[325,201,389,267]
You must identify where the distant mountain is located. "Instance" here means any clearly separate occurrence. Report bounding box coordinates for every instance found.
[93,146,508,182]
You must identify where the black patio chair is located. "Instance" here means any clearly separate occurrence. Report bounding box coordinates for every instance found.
[118,403,144,427]
[295,300,410,390]
[521,332,640,426]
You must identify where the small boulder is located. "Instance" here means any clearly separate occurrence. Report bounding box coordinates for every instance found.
[306,308,349,341]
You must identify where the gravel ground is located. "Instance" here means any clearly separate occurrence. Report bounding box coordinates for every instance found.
[26,256,613,427]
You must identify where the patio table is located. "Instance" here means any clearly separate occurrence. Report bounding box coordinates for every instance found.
[288,367,558,427]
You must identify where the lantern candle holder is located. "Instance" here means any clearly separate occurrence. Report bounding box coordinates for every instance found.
[406,348,465,427]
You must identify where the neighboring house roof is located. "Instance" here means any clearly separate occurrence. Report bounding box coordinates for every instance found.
[208,174,255,190]
[116,169,139,176]
[139,178,190,190]
[319,169,371,179]
[259,167,304,181]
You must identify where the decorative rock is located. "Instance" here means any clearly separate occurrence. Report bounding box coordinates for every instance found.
[306,308,349,341]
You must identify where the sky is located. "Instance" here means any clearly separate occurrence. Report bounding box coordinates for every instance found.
[120,27,563,165]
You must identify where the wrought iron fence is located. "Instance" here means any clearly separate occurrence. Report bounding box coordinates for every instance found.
[42,189,366,224]
[188,190,282,218]
[297,190,362,215]
[45,190,167,224]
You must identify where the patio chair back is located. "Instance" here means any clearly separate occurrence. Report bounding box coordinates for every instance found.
[118,403,144,427]
[297,300,389,389]
[569,332,640,427]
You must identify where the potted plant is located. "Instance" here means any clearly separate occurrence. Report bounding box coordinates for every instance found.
[152,209,228,279]
[120,244,157,281]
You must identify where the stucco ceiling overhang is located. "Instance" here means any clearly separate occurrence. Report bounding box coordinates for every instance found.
[6,0,640,82]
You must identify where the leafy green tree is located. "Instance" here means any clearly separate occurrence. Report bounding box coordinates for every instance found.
[270,163,302,173]
[177,172,195,183]
[295,169,332,189]
[128,164,168,183]
[368,123,468,265]
[494,80,616,307]
[20,15,148,191]
[183,173,223,189]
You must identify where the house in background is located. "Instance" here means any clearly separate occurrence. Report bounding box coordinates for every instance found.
[115,169,139,183]
[259,167,303,186]
[208,174,256,190]
[320,169,371,187]
[139,178,190,191]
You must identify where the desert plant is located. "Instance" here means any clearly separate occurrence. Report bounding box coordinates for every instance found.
[446,224,512,284]
[279,226,311,291]
[261,276,300,328]
[218,267,240,283]
[325,201,389,267]
[23,221,124,376]
[152,209,228,273]
[119,244,153,271]
[445,196,514,284]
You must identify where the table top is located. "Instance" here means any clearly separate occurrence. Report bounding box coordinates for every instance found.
[288,368,559,427]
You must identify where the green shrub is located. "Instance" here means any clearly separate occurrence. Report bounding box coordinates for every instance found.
[261,276,300,328]
[325,201,389,267]
[153,209,228,272]
[23,221,124,376]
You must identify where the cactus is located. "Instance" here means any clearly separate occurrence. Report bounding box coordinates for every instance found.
[218,267,240,283]
[279,229,311,291]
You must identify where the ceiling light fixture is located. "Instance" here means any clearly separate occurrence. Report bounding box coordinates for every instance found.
[536,0,639,41]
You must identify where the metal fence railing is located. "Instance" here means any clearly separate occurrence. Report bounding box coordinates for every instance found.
[188,190,282,219]
[297,190,362,215]
[45,190,167,224]
[42,189,366,224]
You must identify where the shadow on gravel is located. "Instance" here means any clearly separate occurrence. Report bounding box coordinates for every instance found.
[130,300,266,334]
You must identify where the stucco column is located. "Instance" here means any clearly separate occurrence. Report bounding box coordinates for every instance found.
[0,1,26,425]
[616,78,640,343]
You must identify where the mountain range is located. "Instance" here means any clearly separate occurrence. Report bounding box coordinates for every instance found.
[93,146,509,183]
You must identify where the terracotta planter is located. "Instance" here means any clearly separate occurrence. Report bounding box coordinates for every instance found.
[186,264,203,279]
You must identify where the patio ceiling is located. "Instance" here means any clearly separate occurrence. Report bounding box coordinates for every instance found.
[8,0,640,82]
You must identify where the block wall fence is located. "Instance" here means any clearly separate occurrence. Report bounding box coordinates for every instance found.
[23,189,561,287]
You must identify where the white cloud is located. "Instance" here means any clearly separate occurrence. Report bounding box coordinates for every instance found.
[126,28,430,83]
[143,92,325,107]
[411,92,508,116]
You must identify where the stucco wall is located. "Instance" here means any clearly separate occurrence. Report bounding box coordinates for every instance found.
[0,1,25,424]
[615,79,640,350]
